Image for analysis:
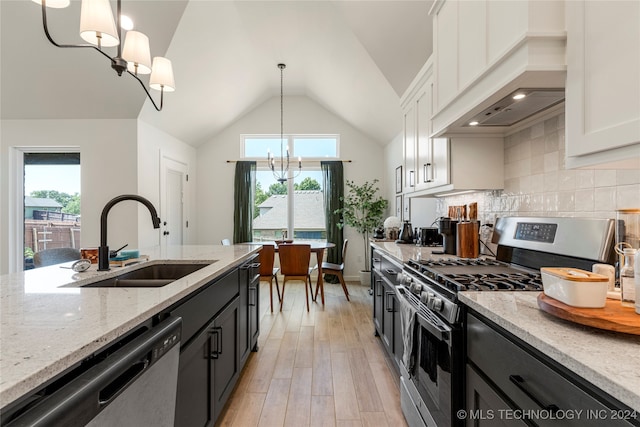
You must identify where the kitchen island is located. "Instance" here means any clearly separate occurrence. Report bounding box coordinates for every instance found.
[370,241,640,413]
[0,244,259,411]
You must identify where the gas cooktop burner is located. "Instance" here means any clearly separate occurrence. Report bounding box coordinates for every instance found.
[406,258,543,292]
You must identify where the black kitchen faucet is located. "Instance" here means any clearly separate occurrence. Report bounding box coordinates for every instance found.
[98,195,161,271]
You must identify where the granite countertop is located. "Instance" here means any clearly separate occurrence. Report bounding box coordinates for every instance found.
[371,241,640,411]
[460,292,640,411]
[0,244,259,409]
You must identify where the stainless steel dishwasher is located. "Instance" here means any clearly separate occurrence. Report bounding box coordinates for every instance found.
[5,316,182,427]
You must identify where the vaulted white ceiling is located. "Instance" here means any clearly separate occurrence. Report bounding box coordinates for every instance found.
[1,1,432,146]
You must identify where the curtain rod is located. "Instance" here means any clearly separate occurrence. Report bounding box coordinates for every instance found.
[226,160,352,163]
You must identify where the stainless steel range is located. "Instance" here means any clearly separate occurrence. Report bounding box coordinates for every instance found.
[396,216,616,427]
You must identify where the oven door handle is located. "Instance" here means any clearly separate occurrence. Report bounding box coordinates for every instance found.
[417,313,450,343]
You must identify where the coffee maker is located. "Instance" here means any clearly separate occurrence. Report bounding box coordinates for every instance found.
[438,217,458,255]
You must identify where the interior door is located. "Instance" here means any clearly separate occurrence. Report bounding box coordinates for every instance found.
[160,155,188,249]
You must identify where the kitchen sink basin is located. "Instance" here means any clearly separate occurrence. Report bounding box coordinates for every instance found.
[79,263,213,288]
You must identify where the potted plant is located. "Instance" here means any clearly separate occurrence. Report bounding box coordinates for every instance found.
[336,179,388,285]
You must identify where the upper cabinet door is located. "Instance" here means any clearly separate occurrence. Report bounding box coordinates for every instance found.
[403,103,417,192]
[565,0,640,167]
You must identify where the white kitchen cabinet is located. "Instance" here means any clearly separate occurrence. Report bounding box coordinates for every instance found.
[402,59,449,193]
[565,0,640,169]
[429,0,566,135]
[403,100,417,192]
[402,58,503,197]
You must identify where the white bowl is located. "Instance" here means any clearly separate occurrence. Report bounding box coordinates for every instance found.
[541,267,609,308]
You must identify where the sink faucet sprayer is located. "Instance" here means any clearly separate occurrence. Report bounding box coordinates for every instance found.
[98,195,161,271]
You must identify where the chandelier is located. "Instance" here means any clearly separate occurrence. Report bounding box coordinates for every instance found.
[33,0,175,111]
[267,64,301,183]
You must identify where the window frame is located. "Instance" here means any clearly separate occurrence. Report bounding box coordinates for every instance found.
[242,134,338,241]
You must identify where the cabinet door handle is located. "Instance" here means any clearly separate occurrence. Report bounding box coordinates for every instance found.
[509,375,559,413]
[249,286,257,306]
[425,163,433,182]
[250,262,261,269]
[375,280,383,297]
[385,291,395,312]
[409,170,415,187]
[209,327,222,359]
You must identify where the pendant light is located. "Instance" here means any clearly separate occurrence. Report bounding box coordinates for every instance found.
[267,64,302,183]
[32,0,175,111]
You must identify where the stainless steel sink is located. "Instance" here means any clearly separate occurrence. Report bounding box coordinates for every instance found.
[80,263,213,288]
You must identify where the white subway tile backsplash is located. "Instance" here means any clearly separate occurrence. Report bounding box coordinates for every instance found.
[530,136,545,156]
[544,116,559,134]
[530,174,544,193]
[531,154,544,174]
[437,112,636,222]
[616,184,640,209]
[531,122,545,139]
[544,192,559,212]
[558,191,576,212]
[575,189,595,211]
[576,170,595,189]
[558,170,576,190]
[617,170,640,185]
[544,171,559,192]
[544,152,559,172]
[594,187,617,211]
[595,170,617,187]
[544,131,560,153]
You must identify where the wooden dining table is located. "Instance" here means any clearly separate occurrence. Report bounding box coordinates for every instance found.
[253,240,336,305]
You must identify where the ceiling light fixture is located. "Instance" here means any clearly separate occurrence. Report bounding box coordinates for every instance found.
[267,64,301,183]
[32,0,175,111]
[469,121,479,126]
[512,93,526,100]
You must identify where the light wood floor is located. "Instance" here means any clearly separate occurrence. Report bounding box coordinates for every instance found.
[216,279,408,427]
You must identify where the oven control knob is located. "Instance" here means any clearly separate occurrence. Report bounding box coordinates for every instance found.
[410,282,422,294]
[431,297,444,312]
[420,292,429,304]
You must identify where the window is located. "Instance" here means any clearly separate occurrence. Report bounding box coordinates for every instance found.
[242,135,338,241]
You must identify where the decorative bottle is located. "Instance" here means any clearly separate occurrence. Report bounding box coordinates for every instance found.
[620,248,636,307]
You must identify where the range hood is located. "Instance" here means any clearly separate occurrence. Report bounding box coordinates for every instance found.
[464,89,565,127]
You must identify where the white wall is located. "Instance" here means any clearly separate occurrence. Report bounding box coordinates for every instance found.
[137,120,197,248]
[195,95,387,278]
[1,119,138,274]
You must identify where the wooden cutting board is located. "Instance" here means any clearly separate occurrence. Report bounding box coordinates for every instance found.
[537,294,640,335]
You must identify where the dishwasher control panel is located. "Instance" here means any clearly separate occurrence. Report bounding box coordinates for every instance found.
[152,329,181,362]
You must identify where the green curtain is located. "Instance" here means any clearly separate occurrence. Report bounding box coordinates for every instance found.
[321,161,344,284]
[233,161,256,243]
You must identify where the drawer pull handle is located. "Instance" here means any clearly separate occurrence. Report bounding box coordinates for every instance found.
[509,375,559,413]
[384,269,397,276]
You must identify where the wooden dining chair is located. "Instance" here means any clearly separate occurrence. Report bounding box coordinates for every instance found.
[315,239,350,302]
[259,244,281,312]
[277,244,313,311]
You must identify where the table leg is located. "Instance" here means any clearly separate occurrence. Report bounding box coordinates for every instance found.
[315,248,325,305]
